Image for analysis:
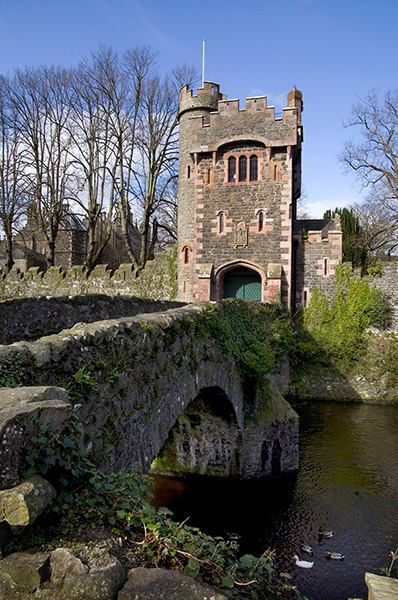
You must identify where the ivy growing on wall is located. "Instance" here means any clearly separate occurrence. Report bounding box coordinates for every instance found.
[203,299,294,388]
[294,264,391,366]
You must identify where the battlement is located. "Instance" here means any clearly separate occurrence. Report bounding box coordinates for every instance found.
[179,81,303,128]
[178,81,225,117]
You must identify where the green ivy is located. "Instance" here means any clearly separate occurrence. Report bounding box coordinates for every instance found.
[203,299,294,388]
[300,264,390,364]
[0,351,31,387]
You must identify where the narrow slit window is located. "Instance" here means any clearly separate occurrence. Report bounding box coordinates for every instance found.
[228,156,236,182]
[324,258,328,276]
[218,212,225,234]
[239,156,247,182]
[250,155,258,181]
[187,165,191,179]
[258,211,264,232]
[184,247,190,264]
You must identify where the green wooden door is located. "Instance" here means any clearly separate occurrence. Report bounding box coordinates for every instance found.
[223,268,262,301]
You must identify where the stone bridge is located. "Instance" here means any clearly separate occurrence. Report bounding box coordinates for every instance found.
[0,298,298,484]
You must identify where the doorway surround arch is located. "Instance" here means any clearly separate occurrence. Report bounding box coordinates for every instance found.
[214,261,267,301]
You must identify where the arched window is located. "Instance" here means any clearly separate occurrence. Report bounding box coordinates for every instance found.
[182,246,191,264]
[250,155,258,181]
[258,211,264,232]
[218,212,225,234]
[239,156,247,182]
[228,156,236,182]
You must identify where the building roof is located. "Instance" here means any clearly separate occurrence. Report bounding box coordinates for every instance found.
[294,218,340,237]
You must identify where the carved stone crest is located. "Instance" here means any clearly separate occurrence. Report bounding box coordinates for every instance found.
[235,221,248,247]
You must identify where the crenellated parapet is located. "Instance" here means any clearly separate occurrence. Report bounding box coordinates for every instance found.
[179,81,303,141]
[0,246,178,302]
[178,81,225,118]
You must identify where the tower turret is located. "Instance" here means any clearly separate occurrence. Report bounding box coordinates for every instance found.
[287,86,303,123]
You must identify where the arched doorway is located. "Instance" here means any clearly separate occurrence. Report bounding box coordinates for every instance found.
[223,266,262,301]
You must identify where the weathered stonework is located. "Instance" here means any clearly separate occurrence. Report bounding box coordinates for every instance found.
[0,245,178,302]
[0,303,299,480]
[0,295,184,344]
[0,475,56,527]
[0,387,72,489]
[293,217,343,307]
[177,82,303,307]
[176,81,343,310]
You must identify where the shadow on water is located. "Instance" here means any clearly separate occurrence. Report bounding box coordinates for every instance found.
[150,402,398,600]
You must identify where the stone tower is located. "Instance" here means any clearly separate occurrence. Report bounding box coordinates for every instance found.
[177,81,303,307]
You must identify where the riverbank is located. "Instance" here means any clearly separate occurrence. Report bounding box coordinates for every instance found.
[289,330,398,403]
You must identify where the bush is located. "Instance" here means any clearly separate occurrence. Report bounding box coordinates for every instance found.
[301,264,390,364]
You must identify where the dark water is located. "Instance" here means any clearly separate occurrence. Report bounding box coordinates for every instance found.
[150,402,398,600]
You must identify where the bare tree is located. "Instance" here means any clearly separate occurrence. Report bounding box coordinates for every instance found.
[68,48,123,271]
[351,196,398,259]
[341,89,398,221]
[0,75,28,271]
[8,65,75,267]
[127,64,198,272]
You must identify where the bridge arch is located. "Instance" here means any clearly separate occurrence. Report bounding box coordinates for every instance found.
[151,386,243,478]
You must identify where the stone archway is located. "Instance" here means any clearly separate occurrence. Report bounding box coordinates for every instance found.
[216,264,265,301]
[150,387,242,478]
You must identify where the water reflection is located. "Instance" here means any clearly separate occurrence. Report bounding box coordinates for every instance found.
[150,402,398,600]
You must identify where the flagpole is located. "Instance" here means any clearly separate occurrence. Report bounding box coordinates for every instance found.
[202,38,205,87]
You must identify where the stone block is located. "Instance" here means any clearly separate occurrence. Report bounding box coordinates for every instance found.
[43,265,65,283]
[267,263,282,279]
[61,552,125,600]
[366,572,398,600]
[50,548,89,585]
[0,475,56,527]
[0,551,51,592]
[0,386,72,489]
[88,264,113,280]
[119,567,231,600]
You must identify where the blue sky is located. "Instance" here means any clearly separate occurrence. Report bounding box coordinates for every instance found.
[1,0,397,217]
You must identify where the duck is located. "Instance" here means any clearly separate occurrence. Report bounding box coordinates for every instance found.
[325,551,345,561]
[318,530,334,539]
[294,554,314,569]
[225,532,241,542]
[300,544,314,555]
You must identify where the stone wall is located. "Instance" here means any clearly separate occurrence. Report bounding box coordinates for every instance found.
[0,296,185,345]
[293,220,342,309]
[0,245,178,303]
[372,261,398,330]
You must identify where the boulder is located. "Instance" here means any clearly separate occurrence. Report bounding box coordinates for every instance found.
[0,551,51,592]
[0,386,72,489]
[60,550,126,600]
[0,475,56,527]
[118,567,232,600]
[50,548,89,585]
